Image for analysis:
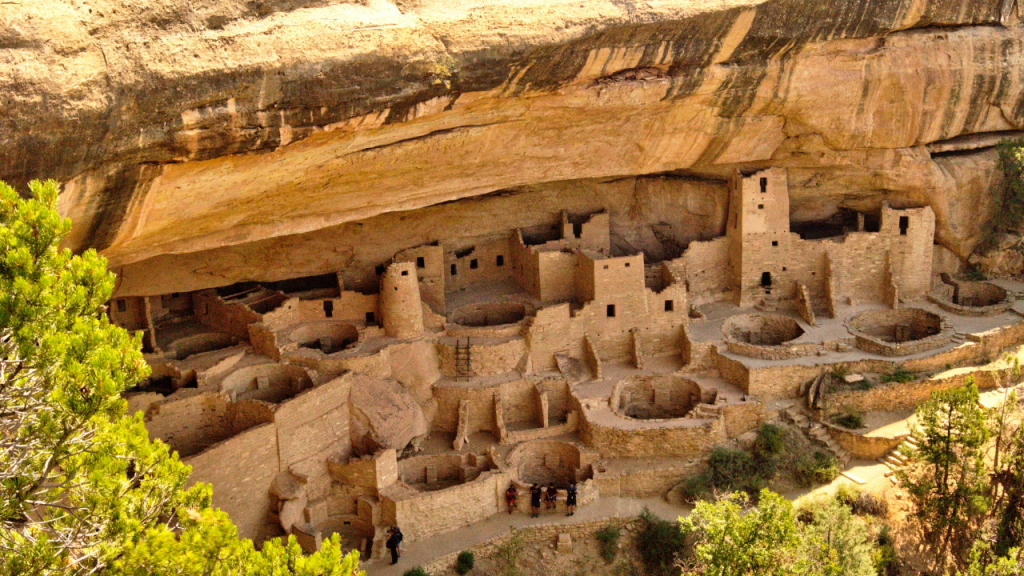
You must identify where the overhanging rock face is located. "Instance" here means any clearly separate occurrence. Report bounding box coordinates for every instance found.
[2,0,1022,293]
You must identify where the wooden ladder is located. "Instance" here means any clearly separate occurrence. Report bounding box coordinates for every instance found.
[455,338,471,380]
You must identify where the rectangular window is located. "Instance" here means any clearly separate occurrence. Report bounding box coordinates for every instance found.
[470,259,478,270]
[416,256,425,268]
[365,311,375,324]
[401,270,409,276]
[899,216,909,236]
[772,240,778,247]
[624,262,630,267]
[496,255,505,267]
[760,177,768,193]
[758,204,764,210]
[606,304,616,318]
[664,300,674,312]
[117,299,127,312]
[323,301,334,318]
[451,264,457,276]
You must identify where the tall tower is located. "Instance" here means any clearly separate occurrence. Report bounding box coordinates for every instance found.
[380,262,424,339]
[725,167,791,306]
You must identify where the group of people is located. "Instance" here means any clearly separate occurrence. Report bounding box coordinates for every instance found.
[504,481,577,518]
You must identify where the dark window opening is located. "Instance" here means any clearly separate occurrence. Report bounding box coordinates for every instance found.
[470,259,478,269]
[761,272,772,288]
[450,264,457,276]
[203,302,209,315]
[792,208,861,240]
[899,216,909,236]
[760,177,768,193]
[603,265,609,270]
[401,270,409,276]
[365,312,375,324]
[375,265,386,275]
[606,304,616,318]
[323,301,334,318]
[572,222,583,238]
[758,204,764,210]
[496,255,505,267]
[664,300,674,312]
[625,262,630,267]
[772,241,778,247]
[117,299,127,312]
[416,256,425,268]
[782,267,787,271]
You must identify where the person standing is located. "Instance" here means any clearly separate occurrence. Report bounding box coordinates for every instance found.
[385,526,404,565]
[565,481,577,516]
[529,483,542,518]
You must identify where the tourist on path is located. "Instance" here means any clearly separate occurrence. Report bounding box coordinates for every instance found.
[505,483,518,514]
[529,483,542,518]
[565,481,577,516]
[545,483,558,511]
[385,526,404,565]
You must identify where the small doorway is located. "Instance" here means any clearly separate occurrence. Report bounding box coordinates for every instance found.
[760,272,772,288]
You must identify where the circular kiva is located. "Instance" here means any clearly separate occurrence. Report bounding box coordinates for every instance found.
[450,301,529,327]
[610,375,703,420]
[721,313,805,346]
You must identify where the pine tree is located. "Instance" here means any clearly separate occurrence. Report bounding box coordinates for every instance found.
[0,180,363,576]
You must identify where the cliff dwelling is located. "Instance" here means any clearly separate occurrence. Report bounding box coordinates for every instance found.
[103,166,1024,565]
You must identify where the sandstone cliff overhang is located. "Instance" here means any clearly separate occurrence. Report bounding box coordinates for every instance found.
[2,0,1021,292]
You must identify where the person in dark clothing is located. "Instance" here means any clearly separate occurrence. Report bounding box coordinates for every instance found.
[529,483,542,518]
[505,483,518,514]
[385,526,403,565]
[565,481,577,516]
[545,484,558,511]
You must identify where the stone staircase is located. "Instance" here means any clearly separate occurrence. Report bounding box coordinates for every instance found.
[688,403,721,420]
[782,407,853,468]
[879,432,922,483]
[951,331,970,345]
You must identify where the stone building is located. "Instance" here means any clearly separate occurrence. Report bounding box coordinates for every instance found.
[108,167,1024,563]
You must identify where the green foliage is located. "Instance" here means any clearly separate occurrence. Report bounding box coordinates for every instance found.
[988,138,1024,244]
[494,532,524,576]
[595,525,620,564]
[898,379,992,573]
[677,470,713,503]
[636,508,688,576]
[456,551,474,574]
[403,567,430,576]
[966,268,989,282]
[707,447,766,496]
[682,490,803,576]
[792,451,840,488]
[0,181,363,576]
[881,368,916,384]
[799,499,876,576]
[959,545,1024,576]
[873,525,898,576]
[830,364,850,381]
[834,483,861,508]
[831,410,865,429]
[753,423,786,458]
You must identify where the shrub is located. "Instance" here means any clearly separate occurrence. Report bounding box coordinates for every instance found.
[873,525,899,575]
[753,423,786,458]
[495,532,525,576]
[595,525,620,563]
[676,470,712,503]
[636,508,688,576]
[404,568,430,576]
[991,138,1024,240]
[831,411,865,429]
[793,451,840,487]
[834,483,862,507]
[966,268,988,281]
[881,368,915,384]
[851,492,889,517]
[831,364,850,381]
[708,447,766,494]
[456,551,474,574]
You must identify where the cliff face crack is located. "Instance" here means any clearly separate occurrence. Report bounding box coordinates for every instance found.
[345,122,507,156]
